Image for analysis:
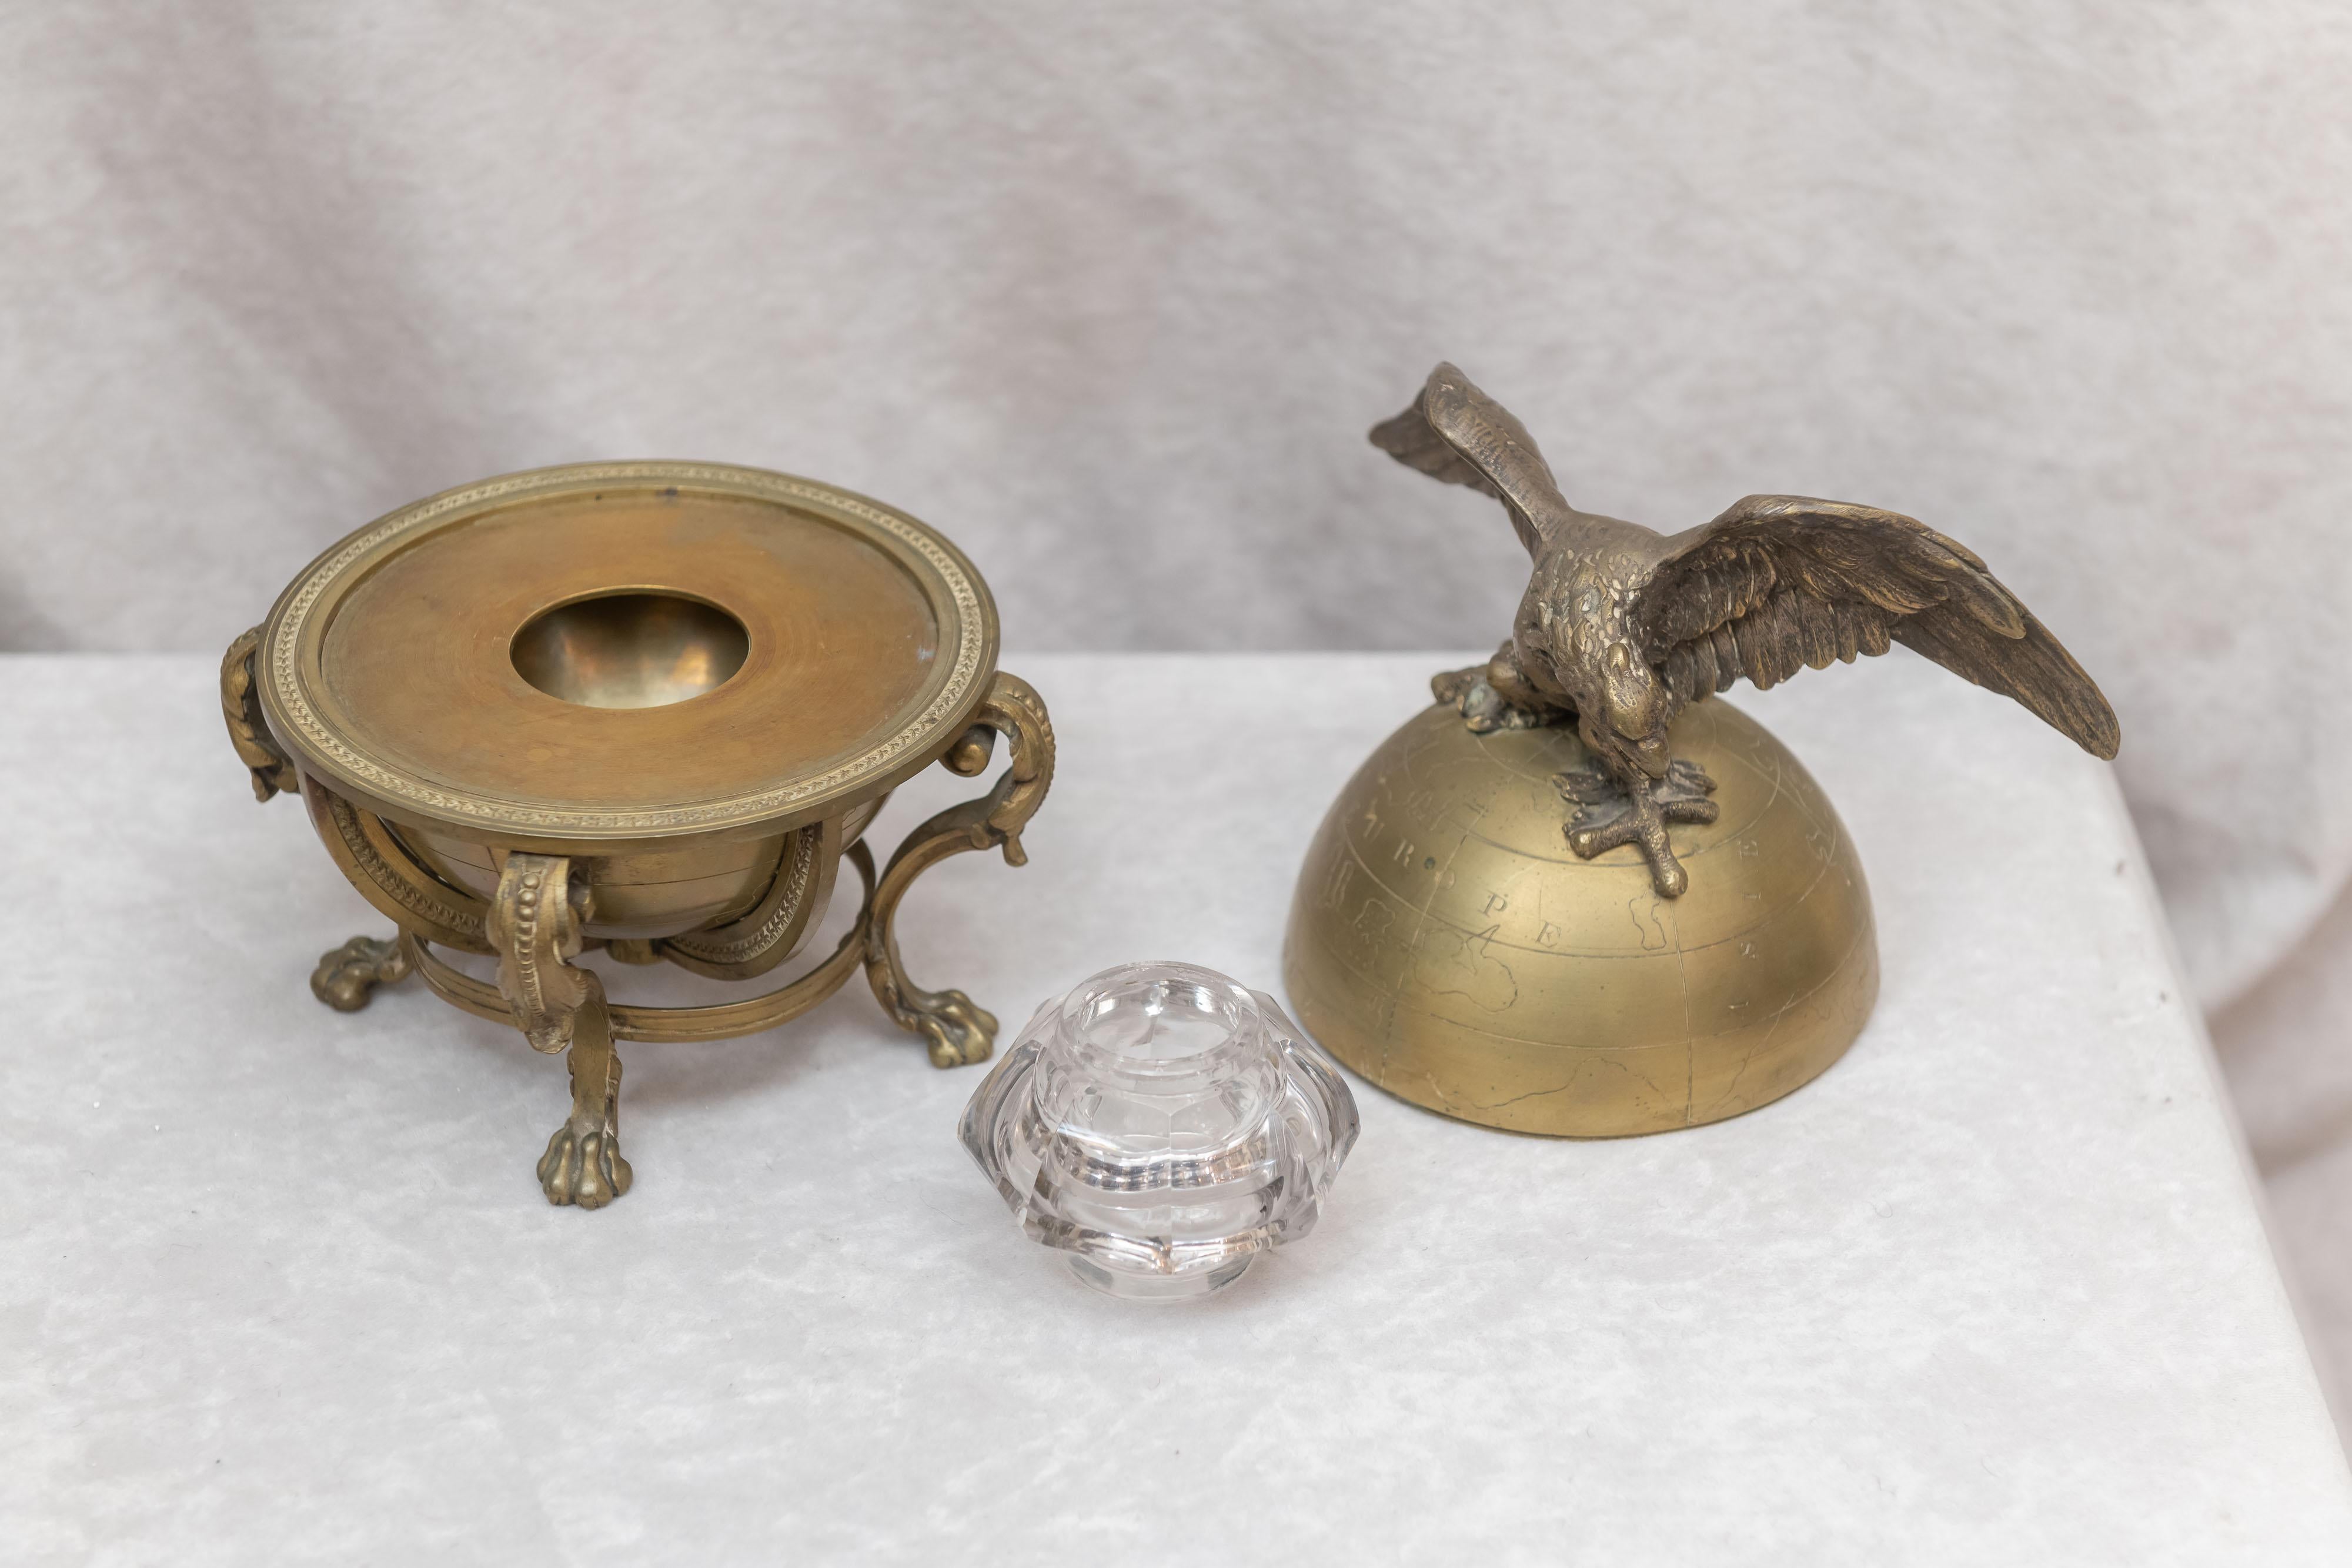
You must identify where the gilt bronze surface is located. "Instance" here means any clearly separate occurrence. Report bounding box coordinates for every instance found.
[223,461,1054,1207]
[1372,362,2118,898]
[1284,697,1875,1135]
[1284,363,2118,1136]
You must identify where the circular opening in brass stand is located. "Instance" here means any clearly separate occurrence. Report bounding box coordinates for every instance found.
[511,591,750,710]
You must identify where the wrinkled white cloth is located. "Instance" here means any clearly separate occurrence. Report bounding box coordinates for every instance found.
[4,0,2349,1385]
[7,652,2348,1562]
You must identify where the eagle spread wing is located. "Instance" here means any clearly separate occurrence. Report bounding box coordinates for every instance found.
[1369,362,1573,556]
[1638,494,2120,759]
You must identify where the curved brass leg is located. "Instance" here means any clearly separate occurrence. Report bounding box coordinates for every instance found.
[534,971,632,1208]
[489,853,632,1208]
[310,934,412,1011]
[865,671,1054,1068]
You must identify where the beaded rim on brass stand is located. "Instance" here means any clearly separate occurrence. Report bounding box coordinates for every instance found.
[222,460,1055,1208]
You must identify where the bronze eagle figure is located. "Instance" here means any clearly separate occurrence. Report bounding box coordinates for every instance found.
[1373,362,2120,898]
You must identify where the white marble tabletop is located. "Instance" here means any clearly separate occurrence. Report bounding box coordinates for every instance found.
[4,651,2347,1566]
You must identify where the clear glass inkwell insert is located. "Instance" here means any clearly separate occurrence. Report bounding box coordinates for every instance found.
[958,961,1359,1300]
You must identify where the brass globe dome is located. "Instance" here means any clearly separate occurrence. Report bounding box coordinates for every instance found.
[1283,696,1877,1136]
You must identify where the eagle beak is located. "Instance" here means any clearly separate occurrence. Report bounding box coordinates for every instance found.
[1634,734,1672,778]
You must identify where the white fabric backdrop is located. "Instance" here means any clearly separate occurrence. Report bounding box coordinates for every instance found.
[5,1,2349,1398]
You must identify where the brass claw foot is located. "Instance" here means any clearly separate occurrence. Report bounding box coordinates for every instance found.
[537,1017,633,1209]
[538,1124,631,1208]
[310,935,412,1011]
[489,853,634,1209]
[901,987,1000,1069]
[1556,758,1720,898]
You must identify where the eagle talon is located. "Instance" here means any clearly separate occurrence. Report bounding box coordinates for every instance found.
[1556,760,1719,898]
[1432,666,1552,734]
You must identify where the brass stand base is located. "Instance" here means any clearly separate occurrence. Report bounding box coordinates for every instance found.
[225,464,1057,1211]
[296,671,1054,1208]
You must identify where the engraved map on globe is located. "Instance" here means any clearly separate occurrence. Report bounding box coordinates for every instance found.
[1284,697,1878,1136]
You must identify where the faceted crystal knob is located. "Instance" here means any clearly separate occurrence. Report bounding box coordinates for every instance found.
[958,961,1360,1300]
